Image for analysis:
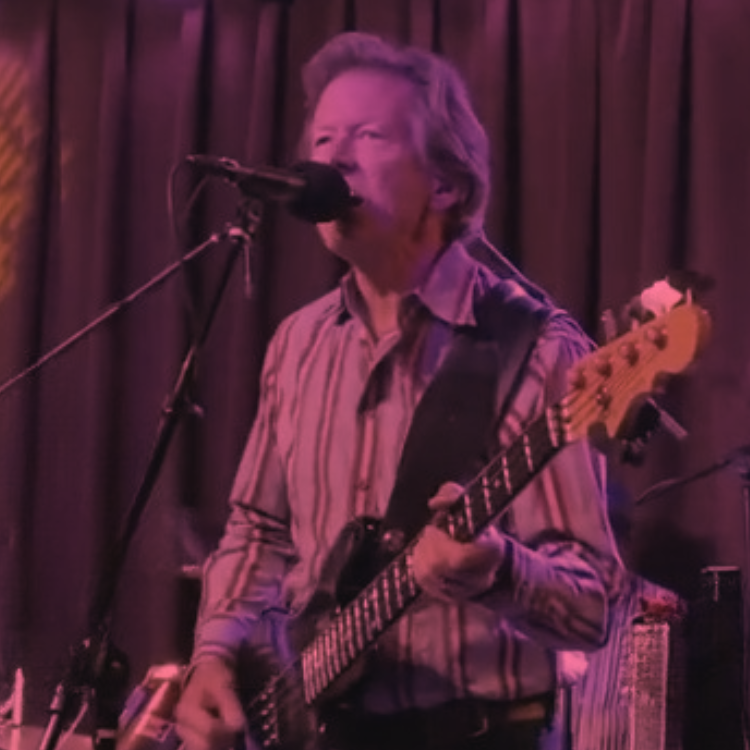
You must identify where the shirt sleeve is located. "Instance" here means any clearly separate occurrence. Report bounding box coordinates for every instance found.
[191,330,298,668]
[476,315,625,651]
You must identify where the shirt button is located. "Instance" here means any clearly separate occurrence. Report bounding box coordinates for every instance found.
[356,478,370,491]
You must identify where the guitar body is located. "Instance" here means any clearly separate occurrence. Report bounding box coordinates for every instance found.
[242,517,387,750]
[237,643,318,750]
[287,517,386,655]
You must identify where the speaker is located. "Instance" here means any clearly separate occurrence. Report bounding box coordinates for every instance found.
[684,566,745,750]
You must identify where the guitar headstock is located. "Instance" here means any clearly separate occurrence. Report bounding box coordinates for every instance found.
[563,297,711,442]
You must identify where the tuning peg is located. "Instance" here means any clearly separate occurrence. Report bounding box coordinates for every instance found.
[650,400,688,441]
[666,269,715,296]
[619,398,688,465]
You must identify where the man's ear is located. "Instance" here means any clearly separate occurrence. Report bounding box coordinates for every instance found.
[430,174,461,212]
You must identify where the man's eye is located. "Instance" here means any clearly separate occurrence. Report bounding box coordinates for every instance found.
[359,130,383,140]
[313,135,331,147]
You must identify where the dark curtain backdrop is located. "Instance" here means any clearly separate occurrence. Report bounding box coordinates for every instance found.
[1,0,749,722]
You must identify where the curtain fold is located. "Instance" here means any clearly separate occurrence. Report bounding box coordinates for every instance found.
[0,0,748,721]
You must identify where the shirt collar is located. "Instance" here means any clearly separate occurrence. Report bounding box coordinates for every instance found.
[416,240,481,327]
[337,240,484,329]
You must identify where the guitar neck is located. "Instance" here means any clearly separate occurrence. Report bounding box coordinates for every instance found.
[437,405,566,542]
[300,404,568,703]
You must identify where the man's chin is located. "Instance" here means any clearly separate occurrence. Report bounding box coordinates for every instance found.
[317,215,359,255]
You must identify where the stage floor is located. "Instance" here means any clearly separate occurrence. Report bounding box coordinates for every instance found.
[0,726,89,750]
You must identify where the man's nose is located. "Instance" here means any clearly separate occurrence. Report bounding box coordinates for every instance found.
[326,136,356,173]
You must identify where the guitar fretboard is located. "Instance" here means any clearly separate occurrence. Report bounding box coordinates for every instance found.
[300,404,568,703]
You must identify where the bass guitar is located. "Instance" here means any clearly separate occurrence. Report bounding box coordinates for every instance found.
[120,294,710,750]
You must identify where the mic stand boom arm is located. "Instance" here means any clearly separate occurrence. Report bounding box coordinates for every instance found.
[635,441,750,746]
[0,207,256,400]
[36,198,264,750]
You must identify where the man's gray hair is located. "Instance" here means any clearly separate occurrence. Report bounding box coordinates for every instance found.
[300,32,490,240]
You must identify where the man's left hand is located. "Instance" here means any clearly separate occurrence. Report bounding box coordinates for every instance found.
[412,482,506,602]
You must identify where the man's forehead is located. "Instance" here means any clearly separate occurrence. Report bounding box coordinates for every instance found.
[311,68,418,127]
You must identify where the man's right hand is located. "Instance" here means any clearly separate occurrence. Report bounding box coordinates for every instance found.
[174,657,247,750]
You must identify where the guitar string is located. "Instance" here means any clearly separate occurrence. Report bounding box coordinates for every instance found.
[242,374,618,722]
[243,335,670,730]
[242,413,565,726]
[245,430,542,716]
[563,340,667,439]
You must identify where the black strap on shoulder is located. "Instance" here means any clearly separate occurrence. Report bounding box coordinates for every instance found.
[380,285,551,547]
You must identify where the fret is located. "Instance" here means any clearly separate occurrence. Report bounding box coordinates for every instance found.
[319,632,327,688]
[323,631,333,685]
[522,432,535,472]
[346,611,356,662]
[352,600,364,654]
[331,627,341,679]
[326,627,335,680]
[546,406,561,448]
[543,413,558,457]
[300,651,310,702]
[559,396,575,442]
[364,587,378,641]
[531,416,558,468]
[311,640,322,697]
[338,624,347,670]
[394,560,405,610]
[337,610,347,664]
[302,650,312,703]
[481,475,493,517]
[501,454,512,494]
[354,602,364,652]
[329,626,341,678]
[317,637,327,693]
[371,585,383,632]
[337,613,349,668]
[348,605,357,654]
[365,588,374,634]
[367,592,376,641]
[344,607,356,660]
[446,513,457,538]
[382,570,393,620]
[359,599,368,645]
[327,619,341,677]
[307,642,316,698]
[317,640,325,696]
[463,493,476,535]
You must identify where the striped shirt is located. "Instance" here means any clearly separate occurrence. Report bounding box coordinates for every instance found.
[193,240,623,712]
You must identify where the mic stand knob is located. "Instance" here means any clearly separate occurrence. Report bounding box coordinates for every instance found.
[37,636,129,750]
[92,641,130,750]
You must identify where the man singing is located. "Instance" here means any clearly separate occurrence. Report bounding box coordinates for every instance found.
[174,31,622,750]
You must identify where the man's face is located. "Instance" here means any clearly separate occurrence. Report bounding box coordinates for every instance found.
[309,68,438,264]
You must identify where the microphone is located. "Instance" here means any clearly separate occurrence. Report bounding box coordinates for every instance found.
[185,155,361,223]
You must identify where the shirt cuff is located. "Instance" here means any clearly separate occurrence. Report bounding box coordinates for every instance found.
[191,615,252,668]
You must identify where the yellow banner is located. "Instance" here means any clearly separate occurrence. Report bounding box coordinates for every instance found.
[0,49,30,302]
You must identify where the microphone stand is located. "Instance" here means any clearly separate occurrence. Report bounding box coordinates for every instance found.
[34,196,264,750]
[739,460,750,750]
[634,444,750,507]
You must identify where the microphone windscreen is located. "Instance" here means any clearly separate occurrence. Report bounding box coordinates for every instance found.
[288,162,359,223]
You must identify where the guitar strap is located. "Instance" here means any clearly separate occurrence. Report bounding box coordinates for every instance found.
[380,283,552,547]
